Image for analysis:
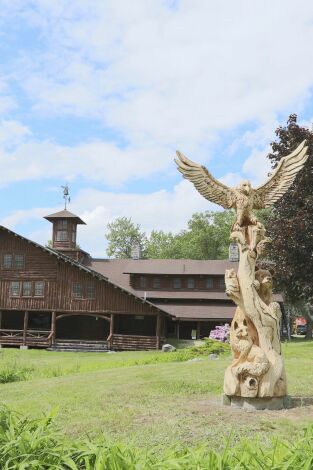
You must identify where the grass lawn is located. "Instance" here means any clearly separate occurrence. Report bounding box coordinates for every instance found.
[0,340,313,450]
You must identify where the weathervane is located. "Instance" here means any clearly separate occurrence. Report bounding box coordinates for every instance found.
[61,184,70,209]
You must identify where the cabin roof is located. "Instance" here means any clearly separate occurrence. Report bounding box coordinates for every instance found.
[0,225,171,317]
[44,209,86,225]
[152,303,236,320]
[121,259,238,275]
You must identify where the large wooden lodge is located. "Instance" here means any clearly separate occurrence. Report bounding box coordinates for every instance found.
[0,209,282,351]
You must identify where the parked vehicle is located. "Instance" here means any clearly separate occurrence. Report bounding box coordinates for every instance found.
[296,324,307,335]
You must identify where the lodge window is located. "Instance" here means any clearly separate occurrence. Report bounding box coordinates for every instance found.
[72,228,76,243]
[206,277,213,289]
[10,281,21,297]
[2,254,25,269]
[173,277,182,289]
[139,276,147,289]
[153,277,161,289]
[34,281,45,297]
[217,277,226,289]
[73,283,83,299]
[15,254,25,269]
[187,277,195,289]
[22,282,32,297]
[86,283,96,299]
[10,281,45,298]
[72,282,96,299]
[3,254,13,269]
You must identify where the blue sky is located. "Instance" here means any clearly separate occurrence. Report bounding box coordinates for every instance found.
[0,0,313,256]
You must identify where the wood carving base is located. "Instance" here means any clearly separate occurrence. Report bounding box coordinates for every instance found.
[223,224,287,398]
[222,394,287,410]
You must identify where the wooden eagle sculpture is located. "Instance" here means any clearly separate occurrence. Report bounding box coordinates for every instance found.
[175,140,308,230]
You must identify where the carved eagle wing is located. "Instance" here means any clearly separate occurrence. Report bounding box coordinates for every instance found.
[175,151,236,209]
[254,140,309,208]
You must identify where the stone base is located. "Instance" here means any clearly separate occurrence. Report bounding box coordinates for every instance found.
[221,394,286,410]
[20,345,28,350]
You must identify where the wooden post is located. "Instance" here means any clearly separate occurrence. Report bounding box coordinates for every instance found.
[177,321,180,340]
[0,311,2,347]
[156,313,161,349]
[108,313,114,349]
[23,311,29,346]
[51,311,56,345]
[197,321,201,340]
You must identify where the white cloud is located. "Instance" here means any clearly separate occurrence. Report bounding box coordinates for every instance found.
[1,180,219,257]
[0,1,311,187]
[8,0,313,150]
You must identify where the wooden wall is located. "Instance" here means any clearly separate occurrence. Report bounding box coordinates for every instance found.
[0,230,159,316]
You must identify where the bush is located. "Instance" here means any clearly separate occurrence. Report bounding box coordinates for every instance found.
[0,406,313,469]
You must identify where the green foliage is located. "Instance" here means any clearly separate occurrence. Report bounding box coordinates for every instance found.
[105,216,146,258]
[145,210,234,259]
[1,405,313,469]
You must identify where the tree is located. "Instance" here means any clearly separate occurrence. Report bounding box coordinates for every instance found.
[266,114,313,338]
[105,217,146,259]
[145,230,178,259]
[176,211,233,259]
[145,210,233,260]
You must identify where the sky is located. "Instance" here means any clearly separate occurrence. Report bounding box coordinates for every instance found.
[0,0,313,257]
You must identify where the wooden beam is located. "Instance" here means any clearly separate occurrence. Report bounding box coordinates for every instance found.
[196,321,201,340]
[56,313,111,322]
[51,311,56,345]
[23,311,29,346]
[156,313,161,349]
[109,313,114,337]
[0,311,2,331]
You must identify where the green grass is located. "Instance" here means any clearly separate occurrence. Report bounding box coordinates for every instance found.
[0,341,312,451]
[1,406,313,469]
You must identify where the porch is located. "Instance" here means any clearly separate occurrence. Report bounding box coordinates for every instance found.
[0,310,165,351]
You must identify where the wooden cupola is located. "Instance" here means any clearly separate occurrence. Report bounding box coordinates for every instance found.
[44,209,90,264]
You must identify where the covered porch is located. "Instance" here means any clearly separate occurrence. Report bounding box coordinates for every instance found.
[0,310,166,351]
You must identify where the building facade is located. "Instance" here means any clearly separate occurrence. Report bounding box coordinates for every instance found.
[0,209,282,350]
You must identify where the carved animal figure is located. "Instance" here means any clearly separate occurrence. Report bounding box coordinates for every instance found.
[224,308,269,396]
[254,269,274,305]
[175,140,308,230]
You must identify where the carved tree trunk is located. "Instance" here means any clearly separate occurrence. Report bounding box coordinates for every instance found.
[224,225,287,398]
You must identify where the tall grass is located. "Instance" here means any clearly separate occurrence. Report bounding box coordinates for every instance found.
[0,406,312,469]
[0,340,230,384]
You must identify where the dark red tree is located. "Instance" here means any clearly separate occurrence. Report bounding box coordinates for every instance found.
[266,114,313,338]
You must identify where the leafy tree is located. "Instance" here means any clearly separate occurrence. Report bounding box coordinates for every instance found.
[266,114,313,338]
[145,210,233,260]
[145,230,178,259]
[106,217,146,259]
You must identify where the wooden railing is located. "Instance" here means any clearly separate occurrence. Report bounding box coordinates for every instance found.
[111,334,160,351]
[0,329,53,347]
